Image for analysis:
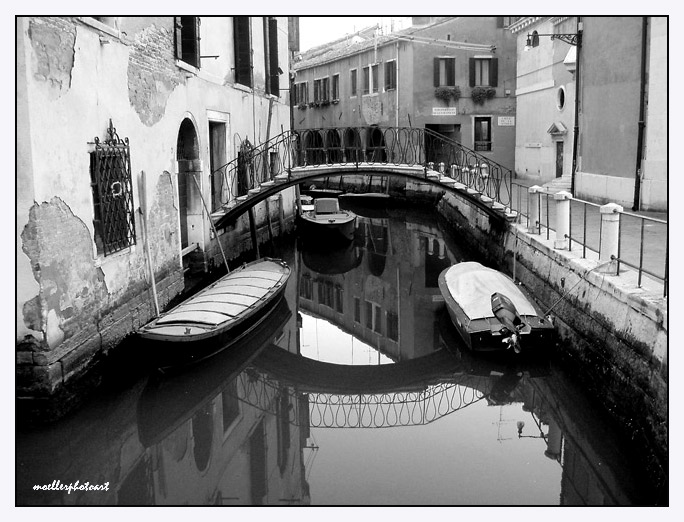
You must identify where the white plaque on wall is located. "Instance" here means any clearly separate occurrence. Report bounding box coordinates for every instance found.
[432,107,458,116]
[498,116,515,126]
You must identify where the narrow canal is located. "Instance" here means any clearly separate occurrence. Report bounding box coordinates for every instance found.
[16,202,659,506]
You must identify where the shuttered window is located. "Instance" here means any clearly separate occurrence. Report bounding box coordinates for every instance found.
[350,69,357,96]
[234,17,252,87]
[264,17,279,95]
[385,60,396,90]
[175,17,201,69]
[469,57,498,87]
[434,57,456,87]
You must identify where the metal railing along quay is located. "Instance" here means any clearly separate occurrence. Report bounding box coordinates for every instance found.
[511,181,668,297]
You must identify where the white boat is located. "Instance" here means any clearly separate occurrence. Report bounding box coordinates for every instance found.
[298,197,357,243]
[438,261,554,353]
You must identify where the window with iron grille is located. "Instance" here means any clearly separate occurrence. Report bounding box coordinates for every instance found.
[89,120,136,256]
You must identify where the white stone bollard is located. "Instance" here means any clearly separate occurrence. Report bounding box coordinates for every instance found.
[599,202,623,274]
[528,185,543,234]
[554,191,572,249]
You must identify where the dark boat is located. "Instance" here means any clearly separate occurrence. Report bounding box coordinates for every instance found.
[298,197,357,243]
[137,257,291,369]
[137,297,292,447]
[438,261,554,353]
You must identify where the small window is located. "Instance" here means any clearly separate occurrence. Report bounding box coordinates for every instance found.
[321,77,329,102]
[557,86,566,110]
[371,64,379,93]
[362,66,370,95]
[469,57,498,87]
[434,57,456,87]
[354,297,361,323]
[332,74,340,101]
[313,79,322,102]
[295,82,308,104]
[387,311,399,341]
[350,69,357,97]
[474,116,492,152]
[385,61,396,91]
[233,17,252,87]
[175,16,201,69]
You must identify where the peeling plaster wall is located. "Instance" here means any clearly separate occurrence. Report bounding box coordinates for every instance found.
[17,16,295,405]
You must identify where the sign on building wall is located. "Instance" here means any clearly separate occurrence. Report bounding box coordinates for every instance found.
[432,107,458,116]
[498,116,515,126]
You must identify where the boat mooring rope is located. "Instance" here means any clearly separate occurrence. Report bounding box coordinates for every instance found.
[542,258,615,316]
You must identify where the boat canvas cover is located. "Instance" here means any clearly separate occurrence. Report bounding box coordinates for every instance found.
[444,262,537,320]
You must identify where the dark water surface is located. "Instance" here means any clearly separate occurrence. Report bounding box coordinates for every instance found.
[16,205,658,506]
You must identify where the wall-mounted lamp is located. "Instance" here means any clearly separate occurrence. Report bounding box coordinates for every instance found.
[525,31,581,51]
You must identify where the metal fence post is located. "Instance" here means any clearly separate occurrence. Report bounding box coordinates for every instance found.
[598,202,623,274]
[554,191,572,250]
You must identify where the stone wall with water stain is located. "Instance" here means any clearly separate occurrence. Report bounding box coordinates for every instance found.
[436,190,667,493]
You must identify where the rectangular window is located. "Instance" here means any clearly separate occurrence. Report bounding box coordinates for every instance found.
[234,17,252,87]
[469,57,498,87]
[334,285,343,313]
[433,57,456,87]
[299,274,312,299]
[362,66,370,95]
[387,311,399,341]
[332,74,340,101]
[175,16,201,69]
[350,69,357,96]
[373,306,382,333]
[371,64,379,93]
[313,79,322,102]
[385,61,396,91]
[354,297,361,323]
[296,82,308,104]
[321,77,329,102]
[89,124,136,256]
[474,117,492,152]
[365,300,373,329]
[264,17,279,96]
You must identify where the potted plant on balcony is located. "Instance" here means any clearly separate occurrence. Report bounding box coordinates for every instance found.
[472,86,496,105]
[434,86,461,104]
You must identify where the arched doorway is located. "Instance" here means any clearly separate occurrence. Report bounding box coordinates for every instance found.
[344,128,362,164]
[177,118,204,282]
[366,127,387,163]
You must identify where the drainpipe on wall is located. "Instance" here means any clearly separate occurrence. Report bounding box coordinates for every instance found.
[570,18,582,196]
[632,17,648,211]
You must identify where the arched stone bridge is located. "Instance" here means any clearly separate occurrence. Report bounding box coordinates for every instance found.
[211,127,519,229]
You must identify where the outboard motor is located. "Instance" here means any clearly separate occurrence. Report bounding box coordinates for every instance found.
[491,292,525,353]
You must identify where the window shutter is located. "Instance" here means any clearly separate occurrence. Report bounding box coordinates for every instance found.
[469,57,476,87]
[234,17,252,87]
[193,17,201,68]
[490,58,498,87]
[434,57,440,87]
[446,58,455,86]
[269,18,279,95]
[174,17,183,60]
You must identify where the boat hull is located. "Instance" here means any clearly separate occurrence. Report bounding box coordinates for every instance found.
[438,262,554,353]
[298,212,356,242]
[138,258,291,369]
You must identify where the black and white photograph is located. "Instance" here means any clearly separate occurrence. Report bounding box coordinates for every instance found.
[14,7,671,510]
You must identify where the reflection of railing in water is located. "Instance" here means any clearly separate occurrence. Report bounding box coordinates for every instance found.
[308,382,487,428]
[230,369,489,429]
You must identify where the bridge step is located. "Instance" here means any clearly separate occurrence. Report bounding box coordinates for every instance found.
[480,195,494,206]
[274,173,289,183]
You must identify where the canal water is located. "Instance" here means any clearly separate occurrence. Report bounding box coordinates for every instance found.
[16,203,659,506]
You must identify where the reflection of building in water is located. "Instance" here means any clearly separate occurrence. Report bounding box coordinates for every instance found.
[18,274,314,506]
[298,213,459,362]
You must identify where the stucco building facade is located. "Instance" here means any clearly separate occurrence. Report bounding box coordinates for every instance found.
[511,16,667,211]
[16,16,298,403]
[292,17,518,170]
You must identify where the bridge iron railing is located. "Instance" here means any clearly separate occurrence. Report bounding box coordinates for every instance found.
[210,126,514,210]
